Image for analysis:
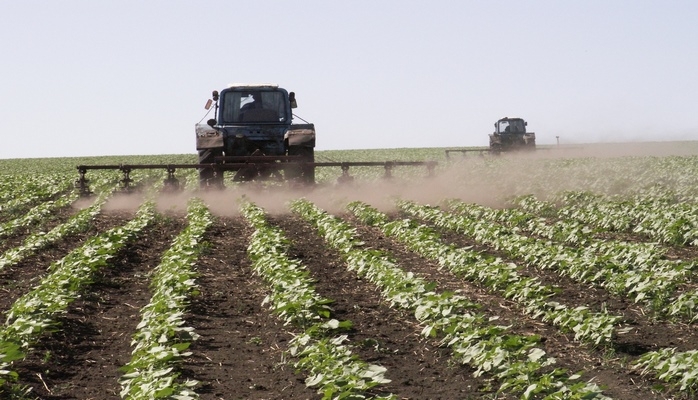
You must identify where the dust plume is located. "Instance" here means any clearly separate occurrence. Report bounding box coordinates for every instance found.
[97,140,698,217]
[102,192,147,214]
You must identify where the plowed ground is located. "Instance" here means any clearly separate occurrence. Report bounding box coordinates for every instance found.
[0,203,693,399]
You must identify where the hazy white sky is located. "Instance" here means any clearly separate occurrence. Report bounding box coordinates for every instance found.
[2,1,697,159]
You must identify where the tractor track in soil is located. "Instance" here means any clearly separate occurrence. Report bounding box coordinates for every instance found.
[0,203,693,399]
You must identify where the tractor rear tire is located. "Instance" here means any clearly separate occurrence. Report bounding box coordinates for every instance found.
[287,146,315,185]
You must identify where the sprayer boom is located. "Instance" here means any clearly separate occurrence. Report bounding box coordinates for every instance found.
[76,159,437,196]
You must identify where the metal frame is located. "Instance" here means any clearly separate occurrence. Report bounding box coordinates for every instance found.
[76,159,437,196]
[444,149,493,158]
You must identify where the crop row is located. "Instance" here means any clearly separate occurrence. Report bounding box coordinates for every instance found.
[389,198,698,393]
[510,194,698,322]
[347,201,619,345]
[400,199,698,323]
[0,190,79,240]
[0,186,114,271]
[0,174,75,218]
[544,191,698,247]
[242,201,394,399]
[0,196,156,395]
[119,198,213,399]
[291,198,609,399]
[454,196,697,297]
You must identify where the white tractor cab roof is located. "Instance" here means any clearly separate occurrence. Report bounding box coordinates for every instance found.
[227,83,279,89]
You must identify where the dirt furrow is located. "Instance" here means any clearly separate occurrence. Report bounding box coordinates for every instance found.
[11,214,184,399]
[0,211,136,315]
[271,214,499,399]
[342,213,675,399]
[432,221,698,349]
[182,218,318,400]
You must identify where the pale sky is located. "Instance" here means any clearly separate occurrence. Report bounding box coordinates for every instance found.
[2,1,697,159]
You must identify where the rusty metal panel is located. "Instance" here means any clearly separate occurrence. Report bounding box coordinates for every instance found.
[285,127,315,147]
[196,124,224,150]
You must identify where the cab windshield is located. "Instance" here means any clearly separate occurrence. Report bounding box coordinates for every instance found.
[498,119,526,133]
[220,90,288,123]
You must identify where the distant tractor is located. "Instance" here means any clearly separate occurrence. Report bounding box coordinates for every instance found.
[489,117,536,153]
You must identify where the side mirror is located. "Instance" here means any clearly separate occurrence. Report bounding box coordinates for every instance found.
[204,99,213,110]
[289,92,298,109]
[207,119,217,128]
[525,121,528,126]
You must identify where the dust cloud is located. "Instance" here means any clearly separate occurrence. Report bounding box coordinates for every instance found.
[102,192,147,213]
[93,141,697,217]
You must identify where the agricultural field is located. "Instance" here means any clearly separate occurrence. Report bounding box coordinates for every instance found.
[1,141,698,399]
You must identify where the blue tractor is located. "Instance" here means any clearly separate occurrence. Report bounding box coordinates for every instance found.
[489,117,536,153]
[195,84,316,186]
[75,84,437,195]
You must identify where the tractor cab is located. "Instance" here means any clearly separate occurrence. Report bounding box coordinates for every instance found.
[496,118,527,134]
[219,86,292,124]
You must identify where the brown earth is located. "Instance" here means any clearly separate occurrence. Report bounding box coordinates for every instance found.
[0,192,695,399]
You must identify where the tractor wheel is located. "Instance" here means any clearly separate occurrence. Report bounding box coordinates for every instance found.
[287,146,315,185]
[198,149,224,188]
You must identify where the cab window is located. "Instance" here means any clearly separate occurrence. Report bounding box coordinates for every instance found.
[221,90,287,123]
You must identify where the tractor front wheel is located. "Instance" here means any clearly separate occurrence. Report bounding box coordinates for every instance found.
[198,149,224,188]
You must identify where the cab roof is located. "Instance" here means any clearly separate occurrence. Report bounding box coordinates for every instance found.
[226,83,279,89]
